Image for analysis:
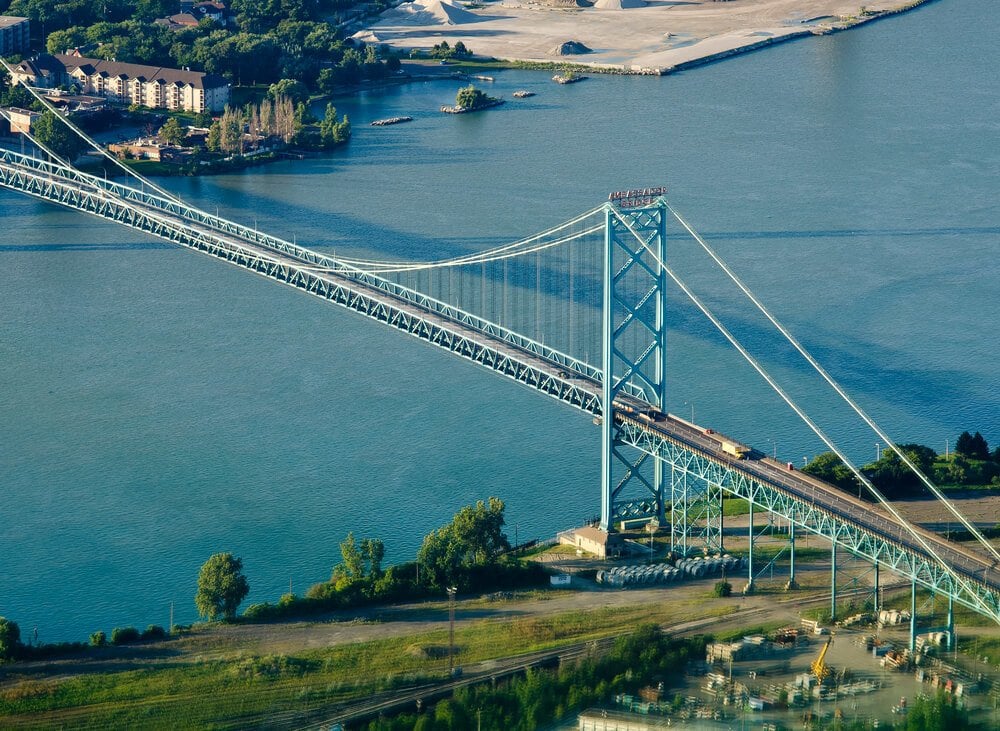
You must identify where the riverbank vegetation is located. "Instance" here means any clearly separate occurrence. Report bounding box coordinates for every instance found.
[244,497,547,621]
[803,431,1000,500]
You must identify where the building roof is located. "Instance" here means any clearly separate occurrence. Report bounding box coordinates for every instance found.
[572,526,617,545]
[13,54,64,82]
[163,13,200,26]
[0,16,30,29]
[49,54,228,90]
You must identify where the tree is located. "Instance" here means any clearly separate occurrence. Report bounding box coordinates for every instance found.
[0,617,21,661]
[361,537,384,578]
[337,531,365,581]
[32,111,87,161]
[455,84,491,110]
[218,106,245,153]
[332,532,383,587]
[417,497,510,589]
[318,102,350,147]
[195,552,250,620]
[904,690,973,730]
[158,116,186,146]
[863,443,937,499]
[956,431,989,460]
[267,77,309,105]
[206,120,222,151]
[801,452,858,495]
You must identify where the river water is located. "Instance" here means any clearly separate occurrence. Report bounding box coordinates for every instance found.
[1,0,997,641]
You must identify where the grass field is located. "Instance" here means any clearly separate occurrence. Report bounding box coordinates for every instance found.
[0,596,736,728]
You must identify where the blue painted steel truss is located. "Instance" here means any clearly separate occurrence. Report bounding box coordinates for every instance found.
[601,200,668,528]
[0,151,602,415]
[615,415,1000,623]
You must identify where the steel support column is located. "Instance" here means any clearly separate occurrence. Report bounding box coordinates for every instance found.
[747,500,754,592]
[600,198,668,529]
[831,542,838,621]
[786,520,798,590]
[873,561,880,615]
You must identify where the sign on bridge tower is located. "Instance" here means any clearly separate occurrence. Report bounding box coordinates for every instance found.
[601,188,669,530]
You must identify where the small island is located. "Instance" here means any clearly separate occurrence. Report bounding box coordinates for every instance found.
[441,84,504,114]
[513,90,536,98]
[553,71,588,84]
[370,116,414,126]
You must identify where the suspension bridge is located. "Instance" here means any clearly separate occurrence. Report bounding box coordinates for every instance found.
[2,77,999,650]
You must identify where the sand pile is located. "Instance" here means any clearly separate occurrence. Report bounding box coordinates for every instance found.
[551,40,593,55]
[382,0,482,25]
[592,0,645,8]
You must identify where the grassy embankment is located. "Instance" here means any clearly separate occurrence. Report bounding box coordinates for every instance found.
[0,595,735,727]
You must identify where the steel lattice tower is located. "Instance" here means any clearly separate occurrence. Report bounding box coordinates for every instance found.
[601,191,669,530]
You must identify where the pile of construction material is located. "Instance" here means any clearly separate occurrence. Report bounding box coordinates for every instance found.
[596,554,744,587]
[877,609,911,627]
[706,634,774,663]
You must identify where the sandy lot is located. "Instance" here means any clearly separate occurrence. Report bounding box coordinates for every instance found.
[354,0,927,72]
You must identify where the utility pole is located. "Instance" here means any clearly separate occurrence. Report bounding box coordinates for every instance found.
[447,587,457,675]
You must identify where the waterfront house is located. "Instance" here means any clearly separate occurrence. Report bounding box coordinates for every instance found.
[10,54,230,113]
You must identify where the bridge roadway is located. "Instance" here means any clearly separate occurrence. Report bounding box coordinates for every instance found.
[3,150,998,619]
[614,408,1000,595]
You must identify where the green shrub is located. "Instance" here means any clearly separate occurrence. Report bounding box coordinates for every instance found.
[0,617,21,661]
[90,631,107,647]
[712,581,732,597]
[141,625,167,641]
[111,626,141,645]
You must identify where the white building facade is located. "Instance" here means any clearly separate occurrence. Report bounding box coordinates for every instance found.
[11,54,230,113]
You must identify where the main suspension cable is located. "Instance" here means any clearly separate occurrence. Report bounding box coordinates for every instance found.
[666,202,1000,565]
[614,205,996,619]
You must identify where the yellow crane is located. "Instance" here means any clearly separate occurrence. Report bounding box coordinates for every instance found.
[811,634,834,684]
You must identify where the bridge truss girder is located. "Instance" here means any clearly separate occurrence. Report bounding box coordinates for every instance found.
[616,417,1000,623]
[0,157,604,416]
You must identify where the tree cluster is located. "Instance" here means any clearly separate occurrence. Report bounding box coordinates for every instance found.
[454,84,497,111]
[803,430,1000,500]
[243,497,543,621]
[13,0,402,92]
[427,40,471,60]
[31,110,88,161]
[366,625,707,731]
[202,95,349,155]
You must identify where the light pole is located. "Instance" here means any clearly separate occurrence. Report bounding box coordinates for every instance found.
[447,586,457,675]
[875,442,881,461]
[647,517,659,562]
[769,439,776,459]
[684,401,694,423]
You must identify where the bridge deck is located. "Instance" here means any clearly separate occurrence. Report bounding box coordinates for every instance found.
[614,408,1000,594]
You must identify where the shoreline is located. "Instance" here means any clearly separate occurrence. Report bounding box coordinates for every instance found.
[354,0,938,77]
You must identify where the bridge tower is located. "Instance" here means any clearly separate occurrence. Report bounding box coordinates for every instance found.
[601,189,669,531]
